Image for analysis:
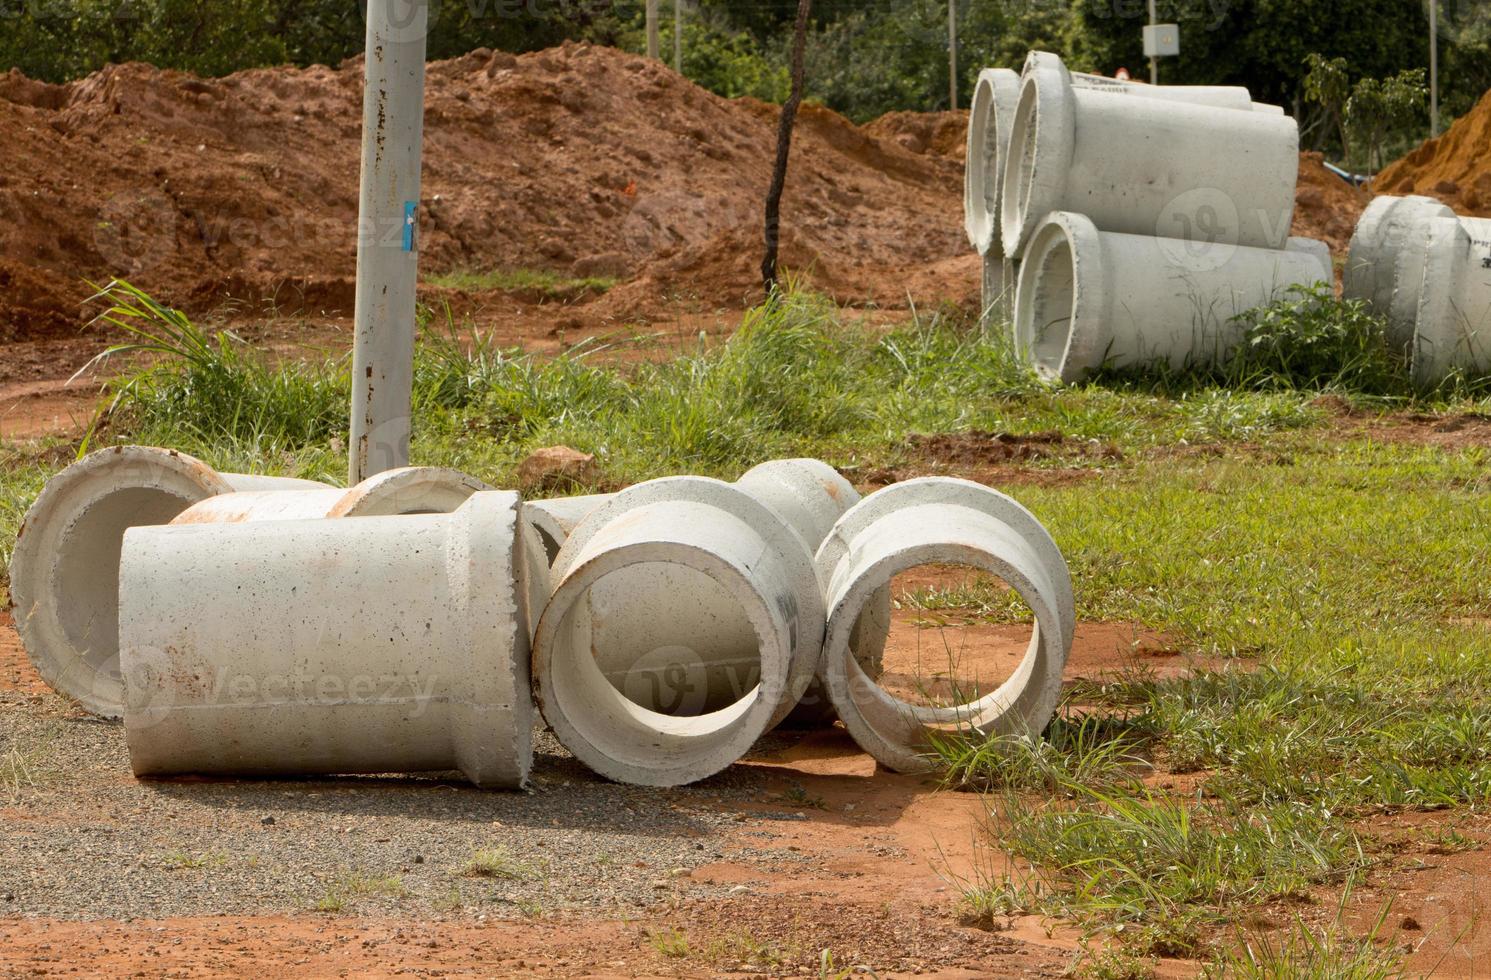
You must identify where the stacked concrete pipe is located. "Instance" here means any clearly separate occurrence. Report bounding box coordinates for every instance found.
[815,479,1075,773]
[534,476,825,786]
[1345,195,1491,386]
[1000,52,1299,261]
[7,446,329,718]
[120,492,532,789]
[964,53,1280,327]
[1013,211,1333,384]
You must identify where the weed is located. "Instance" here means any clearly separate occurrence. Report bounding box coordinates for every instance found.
[769,783,827,810]
[647,926,691,959]
[310,872,407,912]
[161,850,227,870]
[426,267,617,297]
[1204,898,1406,979]
[1072,941,1158,980]
[460,847,535,880]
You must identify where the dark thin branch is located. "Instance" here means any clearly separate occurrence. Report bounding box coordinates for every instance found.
[761,0,811,299]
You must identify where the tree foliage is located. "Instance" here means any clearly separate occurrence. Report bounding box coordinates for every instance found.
[0,0,1479,143]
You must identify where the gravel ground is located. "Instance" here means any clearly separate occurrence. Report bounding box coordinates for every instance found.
[0,688,796,922]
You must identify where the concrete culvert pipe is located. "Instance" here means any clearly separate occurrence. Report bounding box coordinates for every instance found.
[1411,215,1491,386]
[120,492,532,789]
[525,493,616,565]
[1344,195,1455,338]
[1023,51,1270,113]
[815,478,1075,774]
[7,446,328,719]
[527,460,890,723]
[168,466,551,640]
[1001,53,1300,259]
[534,476,824,786]
[964,68,1022,258]
[1013,211,1333,384]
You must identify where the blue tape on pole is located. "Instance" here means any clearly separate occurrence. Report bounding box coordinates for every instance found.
[402,201,417,252]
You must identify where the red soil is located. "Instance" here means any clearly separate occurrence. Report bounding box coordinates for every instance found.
[1376,88,1491,215]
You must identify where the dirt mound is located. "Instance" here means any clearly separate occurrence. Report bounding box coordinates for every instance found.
[0,44,967,343]
[1293,151,1370,255]
[1377,89,1491,214]
[862,109,969,159]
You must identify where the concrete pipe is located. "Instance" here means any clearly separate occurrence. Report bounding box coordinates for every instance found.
[7,446,327,718]
[541,460,885,718]
[167,466,550,642]
[965,68,1022,257]
[120,492,532,789]
[1013,211,1332,384]
[171,466,494,523]
[1344,195,1454,335]
[1000,53,1299,259]
[1410,215,1491,386]
[525,493,615,564]
[533,476,823,786]
[1023,51,1268,113]
[815,478,1074,774]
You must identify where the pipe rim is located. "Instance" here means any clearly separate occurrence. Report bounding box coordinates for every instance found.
[450,491,534,788]
[1411,216,1474,388]
[554,476,825,729]
[9,446,233,718]
[964,69,1019,256]
[1001,57,1074,259]
[1013,212,1107,385]
[816,480,1073,773]
[329,466,495,517]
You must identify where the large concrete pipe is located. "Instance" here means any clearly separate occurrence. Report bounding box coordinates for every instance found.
[166,466,551,639]
[1411,215,1491,386]
[815,479,1074,773]
[530,460,887,719]
[171,466,493,523]
[533,477,822,786]
[965,68,1023,258]
[120,492,532,789]
[1000,54,1299,259]
[1013,211,1332,384]
[1024,52,1273,114]
[525,493,616,565]
[8,447,327,718]
[1345,195,1455,348]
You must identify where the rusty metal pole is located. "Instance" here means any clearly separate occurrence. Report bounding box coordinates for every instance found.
[350,0,428,485]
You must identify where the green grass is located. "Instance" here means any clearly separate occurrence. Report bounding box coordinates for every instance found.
[310,872,407,912]
[458,847,535,880]
[425,267,618,297]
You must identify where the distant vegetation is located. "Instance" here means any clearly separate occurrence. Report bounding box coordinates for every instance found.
[2,1,1484,152]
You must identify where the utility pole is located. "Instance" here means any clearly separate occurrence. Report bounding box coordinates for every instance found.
[1429,0,1440,135]
[646,0,660,60]
[350,0,427,485]
[948,0,958,110]
[674,0,683,73]
[1148,0,1158,85]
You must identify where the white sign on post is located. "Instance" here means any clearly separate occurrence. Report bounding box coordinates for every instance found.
[1143,23,1181,58]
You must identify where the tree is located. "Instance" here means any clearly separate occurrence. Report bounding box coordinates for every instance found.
[1303,53,1352,162]
[1347,68,1427,170]
[762,0,811,296]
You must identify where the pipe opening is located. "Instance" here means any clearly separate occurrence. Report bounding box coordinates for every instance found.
[54,488,196,681]
[1020,232,1076,380]
[542,547,785,777]
[859,563,1033,718]
[578,562,763,717]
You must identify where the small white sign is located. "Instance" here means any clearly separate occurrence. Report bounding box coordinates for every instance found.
[1143,23,1180,58]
